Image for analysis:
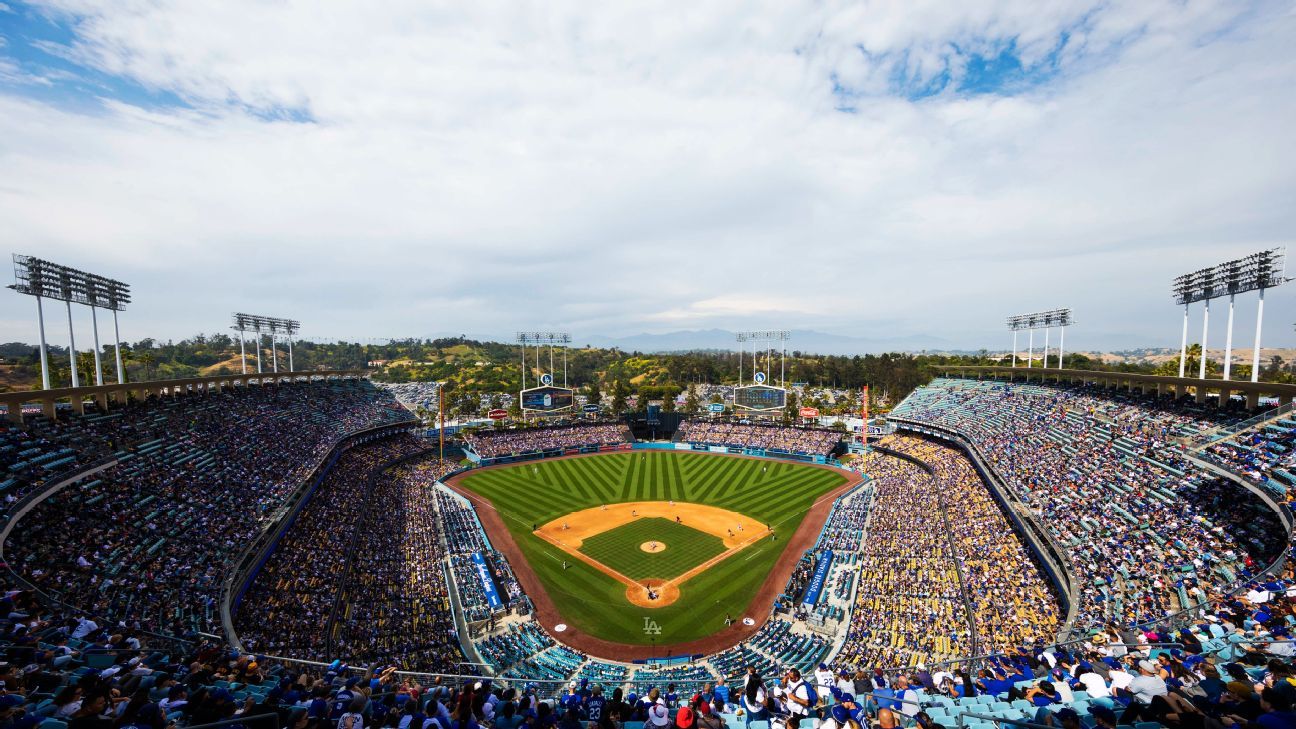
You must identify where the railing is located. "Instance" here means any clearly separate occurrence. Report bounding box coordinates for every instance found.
[1191,400,1294,451]
[0,369,371,420]
[182,715,279,729]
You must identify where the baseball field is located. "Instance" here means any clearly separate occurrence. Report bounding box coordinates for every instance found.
[452,450,849,647]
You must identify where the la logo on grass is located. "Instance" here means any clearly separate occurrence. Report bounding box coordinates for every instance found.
[642,617,662,635]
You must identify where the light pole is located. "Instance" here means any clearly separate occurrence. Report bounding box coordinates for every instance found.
[1173,249,1287,384]
[9,256,130,391]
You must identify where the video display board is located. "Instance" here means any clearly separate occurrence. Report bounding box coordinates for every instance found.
[734,384,787,411]
[520,385,575,412]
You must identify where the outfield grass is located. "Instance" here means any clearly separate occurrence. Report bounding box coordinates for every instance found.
[455,451,847,645]
[579,517,726,581]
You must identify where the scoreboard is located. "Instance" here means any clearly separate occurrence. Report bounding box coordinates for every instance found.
[734,384,787,411]
[520,386,575,412]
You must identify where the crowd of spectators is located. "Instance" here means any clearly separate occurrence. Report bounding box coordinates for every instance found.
[881,437,1062,656]
[1201,416,1296,500]
[464,424,629,459]
[233,435,430,658]
[330,457,464,671]
[841,450,973,669]
[816,487,873,552]
[238,451,468,673]
[5,381,411,639]
[893,379,1287,632]
[677,422,841,456]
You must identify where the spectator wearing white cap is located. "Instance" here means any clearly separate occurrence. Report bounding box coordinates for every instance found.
[647,701,671,729]
[1117,660,1168,724]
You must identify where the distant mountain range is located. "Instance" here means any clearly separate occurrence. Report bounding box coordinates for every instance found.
[573,329,955,355]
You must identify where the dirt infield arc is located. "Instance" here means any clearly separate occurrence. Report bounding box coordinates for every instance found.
[444,451,863,661]
[536,502,770,608]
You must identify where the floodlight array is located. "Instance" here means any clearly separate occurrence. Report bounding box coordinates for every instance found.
[1007,308,1073,331]
[232,313,300,335]
[8,253,132,389]
[1172,248,1288,305]
[516,332,572,345]
[735,330,791,342]
[9,255,131,311]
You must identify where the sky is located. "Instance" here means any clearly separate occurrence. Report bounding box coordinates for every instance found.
[0,0,1294,353]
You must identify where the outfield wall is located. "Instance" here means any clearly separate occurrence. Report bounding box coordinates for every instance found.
[470,440,835,466]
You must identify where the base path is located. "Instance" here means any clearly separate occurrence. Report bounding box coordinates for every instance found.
[535,501,771,608]
[444,450,863,661]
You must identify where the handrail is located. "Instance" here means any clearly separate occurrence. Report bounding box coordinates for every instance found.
[323,446,435,656]
[0,368,368,403]
[866,445,982,661]
[0,459,197,648]
[1190,401,1295,451]
[940,365,1296,398]
[181,714,279,729]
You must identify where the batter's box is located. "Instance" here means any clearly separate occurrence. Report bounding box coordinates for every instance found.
[534,502,770,608]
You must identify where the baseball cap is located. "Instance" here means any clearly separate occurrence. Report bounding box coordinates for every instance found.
[675,707,694,728]
[1137,661,1156,674]
[648,703,671,727]
[840,694,855,705]
[1057,709,1078,723]
[831,706,850,724]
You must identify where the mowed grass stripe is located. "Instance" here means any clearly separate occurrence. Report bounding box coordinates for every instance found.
[666,453,684,502]
[695,457,751,501]
[743,470,840,513]
[579,456,623,500]
[463,471,570,519]
[621,454,642,499]
[739,469,825,505]
[655,452,670,501]
[646,453,660,501]
[561,458,610,502]
[552,459,595,501]
[687,455,737,501]
[682,453,733,499]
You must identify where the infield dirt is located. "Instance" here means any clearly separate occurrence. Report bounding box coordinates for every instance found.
[535,501,769,607]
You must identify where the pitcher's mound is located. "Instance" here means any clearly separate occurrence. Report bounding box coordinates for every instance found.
[627,578,680,608]
[640,541,667,553]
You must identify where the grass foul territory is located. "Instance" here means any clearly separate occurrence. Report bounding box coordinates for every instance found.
[454,450,846,645]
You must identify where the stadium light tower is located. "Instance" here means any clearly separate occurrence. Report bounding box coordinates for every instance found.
[8,255,131,390]
[1007,309,1072,369]
[233,314,301,374]
[1171,248,1287,382]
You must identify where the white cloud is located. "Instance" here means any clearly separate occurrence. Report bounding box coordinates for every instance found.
[0,1,1292,353]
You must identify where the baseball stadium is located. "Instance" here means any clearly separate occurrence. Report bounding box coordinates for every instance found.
[1,290,1296,729]
[2,4,1295,729]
